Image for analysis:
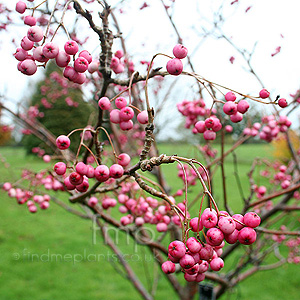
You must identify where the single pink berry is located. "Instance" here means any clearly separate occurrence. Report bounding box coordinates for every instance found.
[238,227,257,245]
[54,162,67,175]
[29,205,37,213]
[120,120,133,131]
[195,273,205,283]
[20,59,37,76]
[14,48,28,61]
[69,172,83,186]
[75,162,88,176]
[157,223,168,232]
[27,26,44,42]
[21,36,34,51]
[278,98,288,108]
[259,88,270,99]
[243,212,261,228]
[199,244,214,260]
[88,60,99,73]
[63,66,77,81]
[86,165,95,178]
[3,182,12,191]
[185,264,200,275]
[203,130,216,140]
[79,50,92,64]
[223,101,237,115]
[55,51,71,68]
[225,91,236,102]
[76,180,89,193]
[110,109,121,124]
[184,273,197,282]
[135,217,145,226]
[115,50,124,59]
[110,57,120,68]
[168,240,186,259]
[166,58,183,76]
[201,209,218,228]
[88,197,98,207]
[225,125,233,133]
[33,46,49,63]
[24,15,36,26]
[173,44,188,59]
[204,117,215,129]
[137,110,148,124]
[237,100,250,114]
[206,228,224,246]
[40,201,50,210]
[94,165,110,182]
[218,216,236,235]
[56,135,70,150]
[109,164,124,179]
[98,97,111,110]
[161,261,176,274]
[112,63,125,74]
[120,106,135,121]
[115,97,127,109]
[224,229,239,244]
[74,57,89,73]
[73,72,86,84]
[64,40,79,55]
[42,42,59,59]
[281,180,290,189]
[179,254,195,269]
[186,237,202,253]
[230,112,243,123]
[189,217,203,232]
[64,176,76,190]
[210,258,224,271]
[232,214,244,230]
[212,118,222,132]
[16,1,27,14]
[117,153,131,167]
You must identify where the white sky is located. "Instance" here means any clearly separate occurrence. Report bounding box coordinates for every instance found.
[1,0,300,137]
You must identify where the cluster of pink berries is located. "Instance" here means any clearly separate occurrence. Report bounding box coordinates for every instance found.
[110,50,134,74]
[161,208,261,281]
[55,134,131,192]
[98,96,148,131]
[286,237,300,264]
[166,44,188,76]
[243,115,291,142]
[3,182,51,213]
[194,116,222,141]
[177,164,208,187]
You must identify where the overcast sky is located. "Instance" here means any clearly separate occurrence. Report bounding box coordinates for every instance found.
[1,0,300,137]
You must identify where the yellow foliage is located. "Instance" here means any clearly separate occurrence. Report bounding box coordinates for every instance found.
[272,130,300,162]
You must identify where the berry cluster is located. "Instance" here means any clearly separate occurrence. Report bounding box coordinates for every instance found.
[162,208,261,282]
[166,44,188,76]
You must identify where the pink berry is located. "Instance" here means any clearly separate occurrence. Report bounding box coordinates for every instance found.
[3,182,12,191]
[278,98,288,108]
[33,46,49,63]
[20,59,37,76]
[94,165,110,182]
[199,244,214,260]
[16,1,27,14]
[74,57,89,73]
[110,109,121,124]
[86,165,95,178]
[120,106,134,121]
[230,112,243,123]
[185,264,200,275]
[224,229,239,244]
[55,51,71,68]
[206,228,224,246]
[259,88,270,99]
[98,97,111,110]
[225,125,233,133]
[63,66,77,81]
[115,97,127,109]
[40,201,50,210]
[109,164,124,179]
[27,26,44,42]
[238,227,257,245]
[179,254,195,269]
[14,48,28,61]
[201,209,218,228]
[135,217,144,226]
[184,273,197,282]
[195,273,206,283]
[166,58,183,76]
[243,212,261,228]
[29,205,37,213]
[203,130,216,140]
[115,50,124,59]
[75,162,88,176]
[69,172,83,186]
[117,153,131,167]
[204,117,215,129]
[110,56,120,68]
[21,36,34,51]
[73,72,86,84]
[112,63,125,74]
[120,120,133,131]
[137,110,148,124]
[232,214,244,230]
[210,257,224,271]
[168,240,186,259]
[56,135,70,150]
[237,100,250,114]
[88,197,98,207]
[88,60,99,73]
[79,50,92,64]
[173,44,188,59]
[157,223,168,232]
[186,237,201,253]
[64,176,76,190]
[218,216,236,235]
[189,217,203,232]
[223,101,237,115]
[64,40,79,55]
[24,15,36,26]
[161,261,176,274]
[225,91,236,102]
[54,162,67,175]
[42,42,59,59]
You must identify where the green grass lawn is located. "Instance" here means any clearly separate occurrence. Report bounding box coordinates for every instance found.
[0,144,299,300]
